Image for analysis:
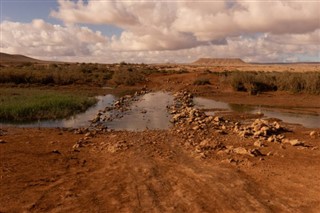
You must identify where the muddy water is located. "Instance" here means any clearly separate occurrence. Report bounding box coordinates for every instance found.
[0,92,174,130]
[194,97,320,128]
[104,92,173,131]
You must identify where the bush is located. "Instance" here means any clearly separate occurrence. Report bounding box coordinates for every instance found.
[225,71,320,95]
[193,78,211,85]
[112,67,145,86]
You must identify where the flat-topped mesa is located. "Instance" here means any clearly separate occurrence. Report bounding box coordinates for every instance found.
[192,58,248,66]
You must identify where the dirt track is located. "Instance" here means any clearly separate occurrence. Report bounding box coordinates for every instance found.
[1,122,320,213]
[1,71,320,212]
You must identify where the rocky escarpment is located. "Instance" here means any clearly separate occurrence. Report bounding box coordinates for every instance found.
[192,58,248,66]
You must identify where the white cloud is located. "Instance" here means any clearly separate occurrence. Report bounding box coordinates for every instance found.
[51,0,320,51]
[1,0,319,63]
[0,19,107,57]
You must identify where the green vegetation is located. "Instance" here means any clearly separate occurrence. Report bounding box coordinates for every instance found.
[221,71,320,95]
[0,88,97,121]
[193,78,211,85]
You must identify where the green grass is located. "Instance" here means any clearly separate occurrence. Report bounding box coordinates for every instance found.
[0,88,97,121]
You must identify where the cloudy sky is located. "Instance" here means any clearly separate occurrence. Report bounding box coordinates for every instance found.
[1,0,319,63]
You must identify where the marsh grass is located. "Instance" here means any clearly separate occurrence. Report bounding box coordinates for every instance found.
[0,88,97,121]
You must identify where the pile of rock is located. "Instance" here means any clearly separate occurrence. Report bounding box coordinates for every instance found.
[235,119,285,142]
[235,119,307,147]
[168,91,229,134]
[90,88,150,126]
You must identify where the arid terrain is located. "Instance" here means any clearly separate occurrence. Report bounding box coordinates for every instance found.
[1,54,320,212]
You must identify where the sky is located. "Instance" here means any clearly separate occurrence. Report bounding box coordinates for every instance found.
[0,0,319,63]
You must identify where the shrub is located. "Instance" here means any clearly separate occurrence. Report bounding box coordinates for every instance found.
[112,67,145,86]
[193,78,211,85]
[224,71,320,95]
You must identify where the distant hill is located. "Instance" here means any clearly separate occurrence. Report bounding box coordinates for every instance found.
[192,58,248,66]
[0,52,42,64]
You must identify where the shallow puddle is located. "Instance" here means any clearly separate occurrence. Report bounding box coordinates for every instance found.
[1,92,174,130]
[194,97,320,128]
[104,92,174,131]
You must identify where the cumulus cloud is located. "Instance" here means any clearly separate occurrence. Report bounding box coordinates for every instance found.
[0,19,107,57]
[1,0,319,62]
[51,0,320,51]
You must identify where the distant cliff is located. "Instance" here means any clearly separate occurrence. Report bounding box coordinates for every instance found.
[192,58,248,66]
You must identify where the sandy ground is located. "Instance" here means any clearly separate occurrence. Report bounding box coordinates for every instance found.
[1,70,320,213]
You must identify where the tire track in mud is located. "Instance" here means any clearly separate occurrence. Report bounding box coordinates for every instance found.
[59,136,292,213]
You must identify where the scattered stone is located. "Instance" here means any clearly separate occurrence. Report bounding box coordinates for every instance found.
[51,150,61,154]
[310,131,317,138]
[267,151,273,156]
[233,147,249,155]
[85,132,94,138]
[254,140,264,147]
[236,119,286,142]
[248,149,263,157]
[289,139,305,146]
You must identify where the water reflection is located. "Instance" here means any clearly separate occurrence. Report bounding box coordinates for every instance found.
[105,92,174,131]
[1,95,116,128]
[194,97,320,128]
[1,93,319,129]
[228,103,255,113]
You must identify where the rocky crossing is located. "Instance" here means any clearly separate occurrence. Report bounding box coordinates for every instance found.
[70,89,317,159]
[168,90,313,160]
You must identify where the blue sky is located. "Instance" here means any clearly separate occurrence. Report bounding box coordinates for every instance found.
[1,0,123,37]
[0,0,319,63]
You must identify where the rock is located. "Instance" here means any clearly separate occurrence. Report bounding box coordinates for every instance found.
[0,139,7,144]
[85,132,92,138]
[199,139,210,147]
[214,116,221,122]
[254,140,264,147]
[267,136,276,143]
[273,121,281,129]
[267,151,273,156]
[248,149,263,157]
[289,139,304,146]
[233,147,248,155]
[192,126,200,131]
[52,150,61,154]
[216,130,227,135]
[310,131,317,137]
